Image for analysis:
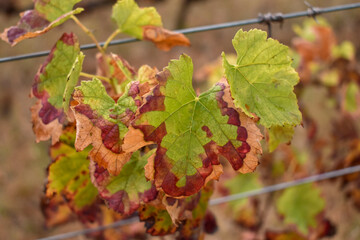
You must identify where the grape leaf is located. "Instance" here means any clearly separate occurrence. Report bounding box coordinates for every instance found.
[224,172,262,208]
[72,78,150,175]
[267,125,295,152]
[31,33,80,144]
[34,0,82,22]
[139,204,177,236]
[276,184,325,234]
[1,1,83,45]
[111,0,190,50]
[96,53,136,96]
[224,173,262,230]
[96,53,158,99]
[142,26,191,51]
[90,150,158,215]
[40,194,73,227]
[292,19,336,83]
[332,41,355,60]
[179,182,214,239]
[46,124,98,211]
[293,18,335,63]
[222,29,302,128]
[134,54,262,197]
[139,182,214,237]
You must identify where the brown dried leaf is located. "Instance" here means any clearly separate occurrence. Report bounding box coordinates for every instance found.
[143,26,191,51]
[31,100,62,145]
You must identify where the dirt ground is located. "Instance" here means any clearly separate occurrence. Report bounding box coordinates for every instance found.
[1,0,360,239]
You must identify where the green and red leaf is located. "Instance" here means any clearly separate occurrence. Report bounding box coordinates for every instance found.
[111,0,190,51]
[178,182,215,239]
[31,33,81,144]
[134,54,262,197]
[139,182,214,237]
[139,204,177,236]
[223,29,302,129]
[46,124,98,211]
[90,150,158,215]
[1,1,83,45]
[72,78,150,175]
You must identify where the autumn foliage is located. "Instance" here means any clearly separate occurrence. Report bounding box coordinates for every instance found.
[2,0,360,239]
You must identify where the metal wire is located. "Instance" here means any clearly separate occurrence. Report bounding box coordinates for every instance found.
[37,217,139,240]
[37,165,360,240]
[1,2,360,63]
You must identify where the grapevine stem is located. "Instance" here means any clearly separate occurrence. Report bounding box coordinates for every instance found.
[80,72,111,83]
[71,15,105,54]
[103,29,122,51]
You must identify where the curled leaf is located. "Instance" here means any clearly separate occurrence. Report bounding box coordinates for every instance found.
[1,0,83,45]
[143,26,190,51]
[31,33,80,144]
[63,52,84,116]
[134,54,262,197]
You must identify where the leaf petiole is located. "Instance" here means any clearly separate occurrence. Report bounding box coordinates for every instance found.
[103,29,122,51]
[71,15,105,54]
[80,72,111,83]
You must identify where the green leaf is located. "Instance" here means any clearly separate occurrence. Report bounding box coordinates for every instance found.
[135,54,262,197]
[223,29,302,128]
[91,150,158,215]
[292,17,329,42]
[106,150,155,195]
[224,173,262,210]
[34,33,80,109]
[1,2,83,46]
[47,125,98,209]
[112,0,162,39]
[63,52,84,116]
[35,0,82,22]
[276,184,325,234]
[72,78,150,175]
[268,125,295,152]
[332,41,355,60]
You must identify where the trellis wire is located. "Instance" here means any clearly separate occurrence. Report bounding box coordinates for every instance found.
[1,2,360,63]
[38,164,360,240]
